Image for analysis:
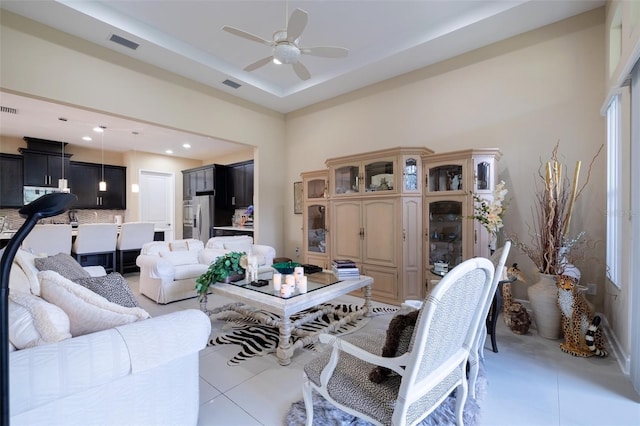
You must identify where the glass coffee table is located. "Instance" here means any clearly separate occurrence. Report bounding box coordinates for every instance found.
[208,270,373,365]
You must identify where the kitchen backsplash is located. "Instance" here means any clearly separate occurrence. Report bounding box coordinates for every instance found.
[0,208,126,230]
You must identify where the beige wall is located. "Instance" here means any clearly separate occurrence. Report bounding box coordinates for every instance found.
[0,10,286,250]
[285,9,606,297]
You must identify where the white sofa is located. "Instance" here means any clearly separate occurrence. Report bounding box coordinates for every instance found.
[136,236,275,304]
[6,248,211,425]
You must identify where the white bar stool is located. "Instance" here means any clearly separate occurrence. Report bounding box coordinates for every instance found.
[116,222,155,274]
[71,223,118,273]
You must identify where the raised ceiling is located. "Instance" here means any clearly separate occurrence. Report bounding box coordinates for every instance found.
[0,0,604,159]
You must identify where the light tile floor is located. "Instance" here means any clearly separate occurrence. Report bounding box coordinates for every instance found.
[127,274,640,426]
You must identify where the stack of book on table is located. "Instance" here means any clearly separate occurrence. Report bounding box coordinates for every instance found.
[331,259,360,279]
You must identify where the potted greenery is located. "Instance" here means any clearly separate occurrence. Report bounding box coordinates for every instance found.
[195,251,247,312]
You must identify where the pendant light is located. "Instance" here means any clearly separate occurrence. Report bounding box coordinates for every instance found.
[98,126,107,191]
[58,141,70,192]
[131,147,139,193]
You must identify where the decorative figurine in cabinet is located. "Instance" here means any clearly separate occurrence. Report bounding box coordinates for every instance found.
[422,148,502,272]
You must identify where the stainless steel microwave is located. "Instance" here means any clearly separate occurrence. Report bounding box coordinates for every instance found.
[23,186,63,205]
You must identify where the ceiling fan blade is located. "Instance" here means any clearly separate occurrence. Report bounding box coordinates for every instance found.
[244,56,273,72]
[292,61,311,81]
[223,26,273,47]
[301,46,349,58]
[287,8,308,42]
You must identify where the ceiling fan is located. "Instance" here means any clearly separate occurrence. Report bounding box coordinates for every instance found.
[222,6,349,81]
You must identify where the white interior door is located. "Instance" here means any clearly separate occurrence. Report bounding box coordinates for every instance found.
[140,170,175,241]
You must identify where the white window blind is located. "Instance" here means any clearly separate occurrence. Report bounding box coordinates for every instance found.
[606,94,621,288]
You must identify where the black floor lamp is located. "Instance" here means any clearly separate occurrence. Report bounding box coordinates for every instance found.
[1,192,76,426]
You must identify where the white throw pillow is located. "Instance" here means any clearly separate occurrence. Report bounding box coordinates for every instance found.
[9,291,71,349]
[223,239,253,254]
[38,270,150,337]
[168,240,188,252]
[15,249,43,295]
[9,262,31,294]
[159,250,199,266]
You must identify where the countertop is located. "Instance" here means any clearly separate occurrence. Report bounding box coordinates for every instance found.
[213,226,254,232]
[1,224,166,240]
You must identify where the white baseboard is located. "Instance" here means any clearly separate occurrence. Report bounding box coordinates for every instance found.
[599,313,631,375]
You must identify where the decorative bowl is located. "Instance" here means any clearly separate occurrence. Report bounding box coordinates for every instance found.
[272,261,301,274]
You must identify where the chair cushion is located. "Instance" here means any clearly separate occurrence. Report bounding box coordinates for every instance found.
[174,263,209,280]
[8,291,71,349]
[73,273,139,308]
[35,253,91,281]
[38,270,150,337]
[159,250,199,266]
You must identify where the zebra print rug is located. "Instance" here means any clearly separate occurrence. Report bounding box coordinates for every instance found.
[209,303,398,366]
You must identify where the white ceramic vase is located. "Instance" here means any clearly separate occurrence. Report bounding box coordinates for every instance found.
[527,273,562,339]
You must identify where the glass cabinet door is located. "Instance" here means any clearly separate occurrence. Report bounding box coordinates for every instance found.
[364,159,394,192]
[306,204,327,254]
[334,165,360,195]
[428,200,463,267]
[306,178,326,199]
[403,157,419,192]
[427,163,464,193]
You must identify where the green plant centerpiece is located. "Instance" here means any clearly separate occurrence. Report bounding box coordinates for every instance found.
[196,251,247,312]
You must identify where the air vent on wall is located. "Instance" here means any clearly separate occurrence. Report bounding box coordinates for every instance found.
[109,34,139,50]
[0,106,18,114]
[222,79,241,89]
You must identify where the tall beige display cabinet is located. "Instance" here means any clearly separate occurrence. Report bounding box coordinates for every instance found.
[301,170,330,269]
[326,147,433,305]
[422,148,501,290]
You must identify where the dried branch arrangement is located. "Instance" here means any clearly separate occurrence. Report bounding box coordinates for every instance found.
[512,141,603,275]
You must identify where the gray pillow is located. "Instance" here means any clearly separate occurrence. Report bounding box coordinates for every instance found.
[73,273,139,308]
[35,253,91,281]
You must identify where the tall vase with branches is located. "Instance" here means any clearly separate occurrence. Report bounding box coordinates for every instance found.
[512,141,603,339]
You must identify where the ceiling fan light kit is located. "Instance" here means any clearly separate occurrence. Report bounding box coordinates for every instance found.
[222,7,348,81]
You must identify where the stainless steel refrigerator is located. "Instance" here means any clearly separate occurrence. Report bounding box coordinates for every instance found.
[192,194,215,243]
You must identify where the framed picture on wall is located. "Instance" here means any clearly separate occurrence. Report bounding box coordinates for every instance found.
[294,181,303,214]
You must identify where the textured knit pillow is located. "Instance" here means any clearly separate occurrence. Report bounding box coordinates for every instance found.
[73,273,139,308]
[38,270,150,337]
[8,291,72,349]
[35,253,90,281]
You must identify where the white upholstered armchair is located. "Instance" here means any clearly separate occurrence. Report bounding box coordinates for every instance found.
[302,257,495,426]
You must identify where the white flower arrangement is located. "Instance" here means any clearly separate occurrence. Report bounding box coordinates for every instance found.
[471,181,508,237]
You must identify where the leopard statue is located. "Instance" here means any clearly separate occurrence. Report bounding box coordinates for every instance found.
[502,263,531,335]
[556,274,607,357]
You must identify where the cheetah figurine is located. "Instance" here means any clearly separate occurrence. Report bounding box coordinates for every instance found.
[556,275,607,357]
[502,263,531,335]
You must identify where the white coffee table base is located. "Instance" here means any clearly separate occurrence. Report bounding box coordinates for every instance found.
[209,277,373,366]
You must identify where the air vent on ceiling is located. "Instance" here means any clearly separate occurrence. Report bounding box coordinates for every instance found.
[109,34,139,50]
[222,79,241,89]
[0,106,18,114]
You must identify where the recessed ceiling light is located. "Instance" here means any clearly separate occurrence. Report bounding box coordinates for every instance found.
[165,150,173,154]
[93,126,105,133]
[82,136,92,141]
[182,143,191,149]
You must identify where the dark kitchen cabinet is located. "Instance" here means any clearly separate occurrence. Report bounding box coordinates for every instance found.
[229,161,254,207]
[68,161,126,209]
[20,150,71,187]
[0,153,24,207]
[182,170,195,199]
